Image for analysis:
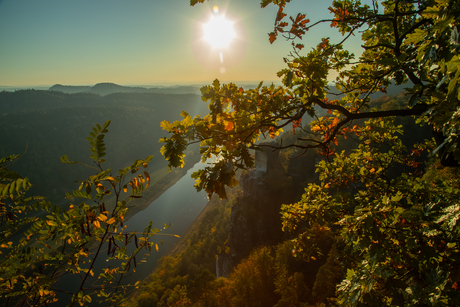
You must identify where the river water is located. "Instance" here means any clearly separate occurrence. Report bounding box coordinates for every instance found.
[122,161,208,279]
[54,161,208,304]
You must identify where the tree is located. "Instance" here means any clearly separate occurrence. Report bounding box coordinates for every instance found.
[159,0,460,305]
[223,247,279,307]
[0,121,165,306]
[282,117,460,305]
[161,0,459,197]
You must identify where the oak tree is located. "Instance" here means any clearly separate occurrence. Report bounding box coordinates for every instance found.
[160,0,460,305]
[162,0,460,196]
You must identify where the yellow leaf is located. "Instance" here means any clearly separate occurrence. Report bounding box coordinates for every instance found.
[67,238,72,244]
[155,243,159,252]
[97,214,107,222]
[370,168,375,173]
[46,220,57,227]
[138,175,145,184]
[311,125,321,132]
[123,186,128,193]
[106,176,116,181]
[93,220,101,229]
[69,204,74,209]
[142,163,148,168]
[106,217,116,225]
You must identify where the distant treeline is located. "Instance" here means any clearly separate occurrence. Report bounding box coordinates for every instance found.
[48,82,202,96]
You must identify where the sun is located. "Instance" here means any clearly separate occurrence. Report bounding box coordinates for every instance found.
[203,15,235,49]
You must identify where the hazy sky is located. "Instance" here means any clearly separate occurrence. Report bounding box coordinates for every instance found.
[0,0,365,87]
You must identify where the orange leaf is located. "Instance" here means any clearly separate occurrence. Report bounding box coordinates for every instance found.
[295,43,304,50]
[276,6,286,22]
[331,117,340,127]
[319,38,329,49]
[225,121,234,131]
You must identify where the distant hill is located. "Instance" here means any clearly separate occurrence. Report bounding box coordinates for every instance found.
[48,84,92,94]
[49,82,202,96]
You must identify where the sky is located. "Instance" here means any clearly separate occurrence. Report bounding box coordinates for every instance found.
[0,0,365,87]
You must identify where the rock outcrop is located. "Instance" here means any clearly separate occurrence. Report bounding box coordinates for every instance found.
[217,142,296,277]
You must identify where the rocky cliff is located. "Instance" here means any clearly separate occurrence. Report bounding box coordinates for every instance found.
[217,142,296,277]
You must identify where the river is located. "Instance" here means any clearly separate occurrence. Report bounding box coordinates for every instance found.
[121,161,208,279]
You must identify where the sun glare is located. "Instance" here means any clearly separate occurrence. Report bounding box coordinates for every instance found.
[203,15,235,48]
[192,6,247,75]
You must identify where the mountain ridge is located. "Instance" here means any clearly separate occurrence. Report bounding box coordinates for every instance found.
[49,82,202,95]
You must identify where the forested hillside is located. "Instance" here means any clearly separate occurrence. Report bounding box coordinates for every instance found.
[0,90,208,202]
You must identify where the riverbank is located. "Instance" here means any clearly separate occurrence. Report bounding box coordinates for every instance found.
[122,155,202,222]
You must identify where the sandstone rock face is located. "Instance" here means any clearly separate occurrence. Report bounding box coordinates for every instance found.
[217,143,295,277]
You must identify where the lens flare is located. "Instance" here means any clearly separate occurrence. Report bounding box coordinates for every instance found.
[203,16,235,48]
